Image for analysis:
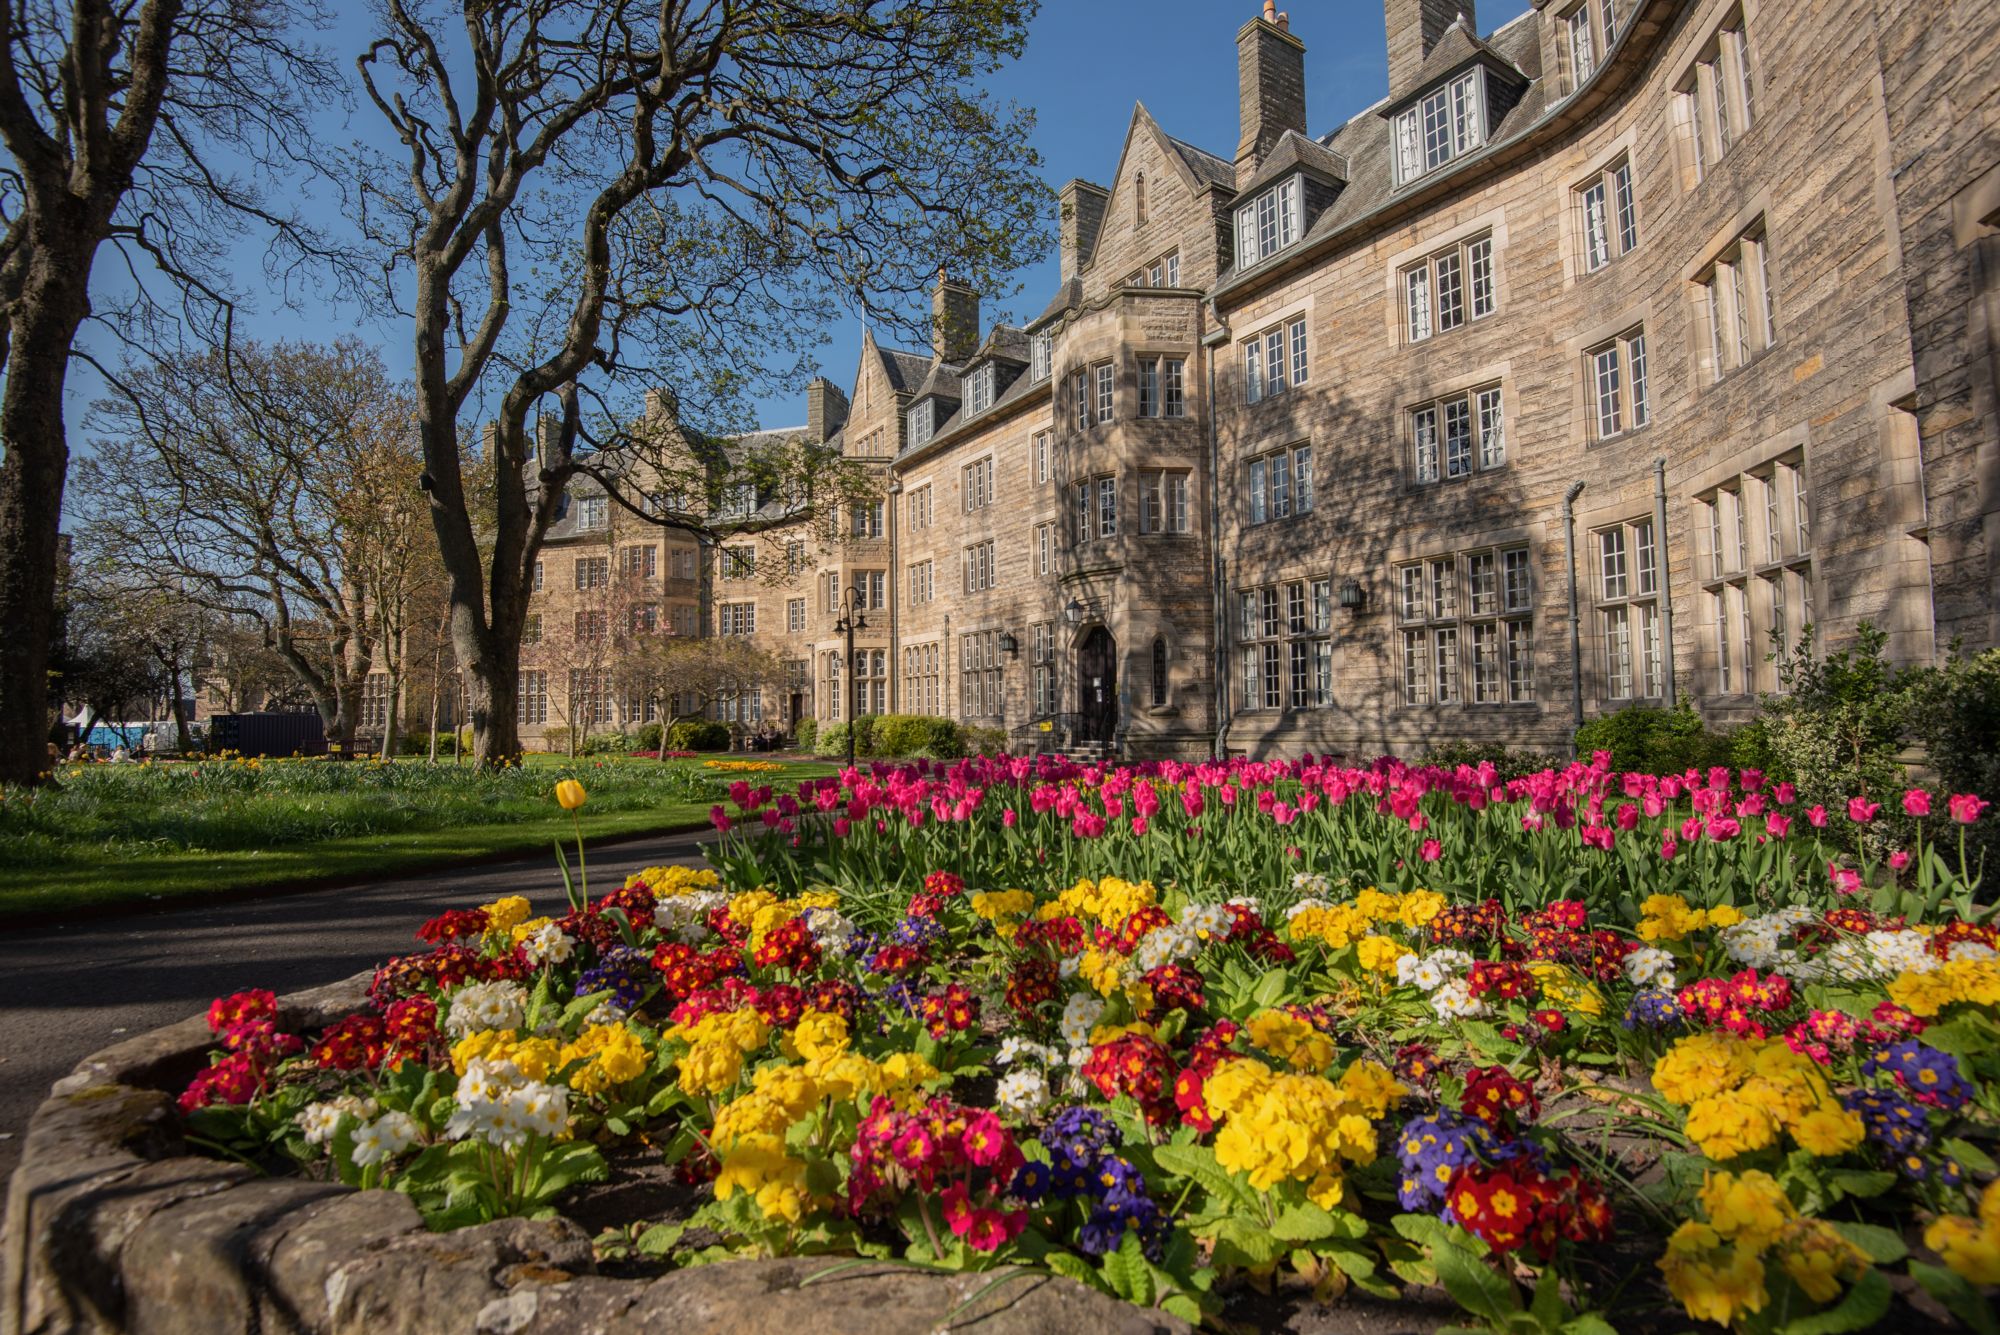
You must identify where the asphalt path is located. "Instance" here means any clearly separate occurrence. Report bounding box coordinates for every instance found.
[0,829,712,1186]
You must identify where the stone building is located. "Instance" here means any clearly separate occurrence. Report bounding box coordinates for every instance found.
[517,0,2000,760]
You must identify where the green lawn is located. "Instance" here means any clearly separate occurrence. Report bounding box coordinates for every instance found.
[0,754,835,918]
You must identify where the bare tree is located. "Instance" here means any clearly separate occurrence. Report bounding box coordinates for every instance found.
[615,631,782,753]
[74,340,428,751]
[354,0,1049,767]
[0,1,339,786]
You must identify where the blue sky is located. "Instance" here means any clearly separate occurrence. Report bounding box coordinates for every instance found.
[73,0,1532,434]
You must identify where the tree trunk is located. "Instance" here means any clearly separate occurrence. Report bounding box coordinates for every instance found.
[167,668,192,754]
[0,237,91,786]
[382,666,404,760]
[461,646,521,768]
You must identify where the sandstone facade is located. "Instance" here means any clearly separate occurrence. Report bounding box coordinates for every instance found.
[515,0,2000,761]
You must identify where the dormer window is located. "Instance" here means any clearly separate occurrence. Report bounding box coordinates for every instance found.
[1565,0,1619,91]
[906,400,935,448]
[1234,176,1301,271]
[1393,70,1486,185]
[965,364,994,417]
[1030,331,1052,384]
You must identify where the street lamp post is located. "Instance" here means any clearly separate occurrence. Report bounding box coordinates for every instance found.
[831,582,868,770]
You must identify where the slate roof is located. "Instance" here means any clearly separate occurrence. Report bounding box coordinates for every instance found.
[1235,128,1350,200]
[1167,136,1236,190]
[875,345,933,393]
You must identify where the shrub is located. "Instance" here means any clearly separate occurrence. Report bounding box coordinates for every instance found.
[582,732,628,755]
[815,721,849,758]
[1574,704,1738,776]
[666,720,731,753]
[540,726,574,756]
[793,717,818,753]
[870,714,965,758]
[962,725,1008,757]
[630,722,664,753]
[1761,624,1909,810]
[1907,646,2000,802]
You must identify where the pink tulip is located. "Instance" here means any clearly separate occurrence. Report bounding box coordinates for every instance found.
[1889,850,1912,872]
[1420,838,1442,862]
[1903,789,1932,818]
[1739,768,1765,792]
[1848,798,1880,824]
[1132,816,1149,836]
[1828,863,1862,895]
[832,816,851,838]
[708,805,732,832]
[1659,837,1678,861]
[1001,808,1017,828]
[1807,805,1828,828]
[1949,793,1990,824]
[1766,813,1791,839]
[1615,803,1639,831]
[1774,781,1797,805]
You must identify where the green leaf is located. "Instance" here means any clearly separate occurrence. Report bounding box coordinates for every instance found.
[1825,1170,1896,1200]
[1910,1261,2000,1335]
[1826,1221,1907,1264]
[1270,1201,1338,1243]
[1042,1250,1107,1293]
[1777,1267,1891,1335]
[1249,968,1292,1010]
[1103,1233,1154,1305]
[635,1222,684,1256]
[1561,1314,1620,1335]
[1210,1217,1284,1268]
[1152,1143,1252,1209]
[1943,1137,2000,1175]
[1430,1241,1519,1324]
[1161,1294,1204,1325]
[559,989,615,1031]
[1529,1271,1566,1328]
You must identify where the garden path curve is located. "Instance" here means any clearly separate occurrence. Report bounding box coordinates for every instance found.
[0,830,713,1186]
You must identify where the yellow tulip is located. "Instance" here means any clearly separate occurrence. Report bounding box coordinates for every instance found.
[555,778,587,810]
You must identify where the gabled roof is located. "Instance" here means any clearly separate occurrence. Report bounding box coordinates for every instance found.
[911,361,963,405]
[1380,16,1529,116]
[1032,278,1081,328]
[1166,135,1235,191]
[1234,128,1349,201]
[873,341,932,394]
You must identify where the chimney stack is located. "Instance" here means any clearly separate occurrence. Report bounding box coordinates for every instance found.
[1234,3,1308,188]
[1057,179,1110,284]
[806,376,849,443]
[930,271,981,365]
[1385,0,1477,99]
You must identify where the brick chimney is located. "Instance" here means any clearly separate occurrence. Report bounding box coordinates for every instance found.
[930,271,980,365]
[1234,2,1307,189]
[1057,179,1110,283]
[1386,0,1477,99]
[806,376,849,443]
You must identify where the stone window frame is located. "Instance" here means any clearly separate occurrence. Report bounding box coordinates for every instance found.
[720,545,756,580]
[786,597,806,634]
[1591,516,1665,703]
[1673,4,1757,188]
[716,602,755,637]
[962,453,995,512]
[517,670,548,726]
[1408,381,1508,486]
[1244,442,1314,527]
[1093,361,1116,424]
[961,539,997,594]
[1693,216,1777,385]
[1393,543,1536,709]
[1029,330,1053,384]
[958,630,1004,719]
[906,558,934,606]
[1032,429,1053,484]
[1234,577,1332,714]
[1034,521,1058,575]
[1573,152,1639,275]
[1136,355,1188,419]
[1560,0,1619,94]
[906,482,932,532]
[1583,326,1651,442]
[1233,175,1301,270]
[1401,231,1497,345]
[1393,70,1486,187]
[1693,442,1814,698]
[1032,623,1057,717]
[573,555,609,590]
[902,641,943,717]
[963,363,995,418]
[1139,470,1192,535]
[1241,315,1308,405]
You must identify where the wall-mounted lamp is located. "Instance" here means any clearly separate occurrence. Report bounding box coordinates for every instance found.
[1338,577,1369,613]
[997,631,1020,656]
[1063,597,1086,625]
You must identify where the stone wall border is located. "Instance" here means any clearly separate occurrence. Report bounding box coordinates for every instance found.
[2,974,1185,1335]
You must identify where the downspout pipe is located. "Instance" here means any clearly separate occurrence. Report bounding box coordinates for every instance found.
[1202,306,1231,760]
[1653,457,1676,708]
[1562,480,1587,741]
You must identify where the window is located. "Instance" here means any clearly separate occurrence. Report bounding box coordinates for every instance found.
[855,570,887,610]
[907,484,932,531]
[1132,251,1182,288]
[533,560,544,592]
[1072,477,1117,542]
[962,540,997,593]
[906,400,935,448]
[1397,546,1534,706]
[1030,331,1053,384]
[1404,233,1495,341]
[517,670,548,727]
[848,649,887,716]
[574,494,607,531]
[1699,223,1775,381]
[1234,176,1302,269]
[721,545,755,579]
[1033,430,1052,484]
[1595,519,1664,701]
[1035,522,1057,575]
[787,598,806,633]
[718,602,756,636]
[851,501,885,538]
[1097,476,1118,537]
[1032,624,1057,716]
[620,544,657,581]
[1411,385,1506,482]
[523,612,542,644]
[959,631,1004,718]
[573,556,608,590]
[1394,70,1485,185]
[669,547,697,580]
[1094,362,1115,423]
[1565,0,1618,90]
[1073,369,1090,432]
[1700,457,1812,694]
[1679,9,1756,182]
[965,364,995,417]
[1576,156,1638,272]
[1140,471,1191,534]
[903,643,943,716]
[823,651,842,721]
[719,482,756,519]
[1245,445,1313,525]
[360,673,390,730]
[1136,357,1187,418]
[785,540,806,576]
[1243,317,1307,403]
[566,669,613,727]
[1236,582,1330,712]
[1586,328,1649,439]
[907,558,935,606]
[962,457,994,511]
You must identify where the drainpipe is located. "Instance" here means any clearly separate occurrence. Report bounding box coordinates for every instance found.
[1202,306,1231,760]
[1562,480,1587,739]
[1653,457,1676,708]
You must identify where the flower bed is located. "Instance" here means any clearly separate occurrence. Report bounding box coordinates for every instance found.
[169,754,1998,1332]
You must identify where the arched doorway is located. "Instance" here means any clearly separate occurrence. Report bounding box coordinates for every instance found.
[1076,626,1117,743]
